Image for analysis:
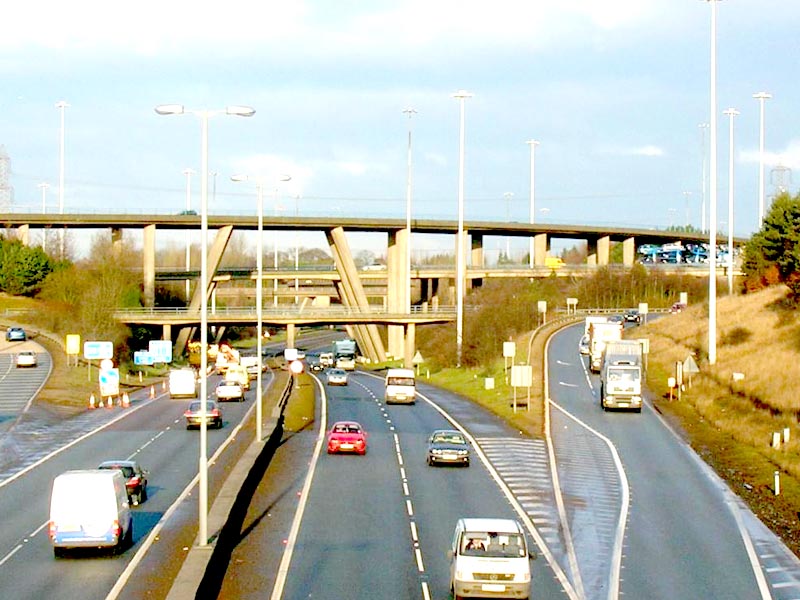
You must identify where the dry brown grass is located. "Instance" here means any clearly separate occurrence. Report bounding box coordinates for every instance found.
[642,286,800,556]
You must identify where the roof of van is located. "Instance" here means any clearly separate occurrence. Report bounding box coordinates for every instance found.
[459,517,523,533]
[386,368,415,376]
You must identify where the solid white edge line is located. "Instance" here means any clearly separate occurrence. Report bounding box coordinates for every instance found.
[106,371,276,600]
[545,331,587,599]
[269,375,327,600]
[0,544,22,568]
[726,497,773,599]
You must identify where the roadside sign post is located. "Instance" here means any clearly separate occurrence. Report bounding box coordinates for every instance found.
[638,302,649,326]
[412,350,424,376]
[66,334,81,367]
[537,300,547,326]
[511,364,533,413]
[503,341,516,384]
[683,354,700,389]
[566,297,578,315]
[83,341,113,381]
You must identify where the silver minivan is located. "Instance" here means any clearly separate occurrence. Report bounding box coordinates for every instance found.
[449,517,534,599]
[49,469,133,557]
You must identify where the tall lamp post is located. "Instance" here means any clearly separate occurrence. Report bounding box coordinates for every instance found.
[403,107,417,313]
[452,90,472,367]
[682,191,693,229]
[753,91,772,226]
[698,122,709,233]
[231,174,290,443]
[503,192,514,262]
[703,0,720,366]
[155,103,255,547]
[723,108,739,295]
[526,140,539,269]
[38,182,49,253]
[55,100,69,259]
[183,168,195,303]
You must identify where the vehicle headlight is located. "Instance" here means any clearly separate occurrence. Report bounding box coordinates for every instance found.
[458,450,469,456]
[431,448,443,455]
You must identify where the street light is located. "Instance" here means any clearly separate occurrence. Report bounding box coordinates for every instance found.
[403,107,417,313]
[723,108,739,295]
[702,0,720,365]
[698,122,709,233]
[452,90,472,367]
[38,182,49,253]
[231,173,290,443]
[183,168,195,303]
[503,192,514,262]
[753,91,772,226]
[526,140,539,269]
[294,194,301,304]
[155,102,255,547]
[55,100,69,259]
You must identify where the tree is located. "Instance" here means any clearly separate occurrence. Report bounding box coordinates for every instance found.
[0,237,56,296]
[743,192,800,297]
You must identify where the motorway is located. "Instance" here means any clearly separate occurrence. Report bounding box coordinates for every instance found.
[2,325,800,599]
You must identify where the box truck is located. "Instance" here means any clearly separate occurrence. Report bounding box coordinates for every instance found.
[600,340,643,412]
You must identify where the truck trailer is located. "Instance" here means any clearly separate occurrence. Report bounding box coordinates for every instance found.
[600,340,643,412]
[588,321,622,373]
[332,339,357,371]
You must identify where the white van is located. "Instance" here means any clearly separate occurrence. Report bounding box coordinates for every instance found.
[449,517,534,599]
[169,368,197,399]
[384,368,416,404]
[49,469,133,557]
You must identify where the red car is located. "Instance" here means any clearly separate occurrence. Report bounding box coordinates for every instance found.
[327,421,367,455]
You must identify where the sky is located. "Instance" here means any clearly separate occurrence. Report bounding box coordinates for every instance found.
[1,1,799,260]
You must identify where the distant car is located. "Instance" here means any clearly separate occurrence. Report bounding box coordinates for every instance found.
[184,400,223,429]
[578,334,590,356]
[309,361,324,373]
[623,309,642,324]
[362,263,386,271]
[15,350,37,367]
[670,302,687,314]
[327,421,367,455]
[215,379,245,402]
[426,429,470,467]
[608,315,624,325]
[326,368,348,386]
[6,327,26,342]
[97,460,148,506]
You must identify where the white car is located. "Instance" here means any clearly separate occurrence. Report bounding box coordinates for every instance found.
[326,368,348,386]
[578,334,590,356]
[215,379,245,402]
[16,350,37,368]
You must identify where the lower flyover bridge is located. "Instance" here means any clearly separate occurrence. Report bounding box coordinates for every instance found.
[113,305,456,327]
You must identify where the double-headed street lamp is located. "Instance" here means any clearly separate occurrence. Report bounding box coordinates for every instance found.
[231,174,290,443]
[753,91,772,226]
[452,90,472,367]
[155,103,255,547]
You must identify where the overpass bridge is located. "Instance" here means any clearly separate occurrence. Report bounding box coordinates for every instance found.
[2,212,746,367]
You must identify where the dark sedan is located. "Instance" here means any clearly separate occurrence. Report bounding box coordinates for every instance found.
[426,429,470,467]
[98,460,148,505]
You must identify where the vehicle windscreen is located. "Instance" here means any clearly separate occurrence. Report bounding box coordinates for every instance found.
[462,532,526,557]
[608,367,640,382]
[432,432,465,445]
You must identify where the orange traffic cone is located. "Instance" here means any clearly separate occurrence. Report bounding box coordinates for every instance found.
[89,393,96,409]
[122,392,130,408]
[150,385,155,398]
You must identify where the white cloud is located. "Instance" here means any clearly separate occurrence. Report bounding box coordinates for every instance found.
[232,154,313,197]
[597,144,665,157]
[336,161,368,176]
[740,140,800,171]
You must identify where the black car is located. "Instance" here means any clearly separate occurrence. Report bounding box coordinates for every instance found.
[309,361,324,373]
[623,309,642,324]
[426,429,470,467]
[98,460,148,505]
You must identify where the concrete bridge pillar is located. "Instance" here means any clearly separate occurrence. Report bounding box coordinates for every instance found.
[622,237,635,266]
[597,235,610,266]
[286,323,296,349]
[143,224,156,307]
[404,323,415,369]
[162,324,171,342]
[586,238,597,266]
[16,224,29,246]
[471,233,483,289]
[533,233,548,266]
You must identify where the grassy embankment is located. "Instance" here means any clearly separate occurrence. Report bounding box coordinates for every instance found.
[640,285,800,556]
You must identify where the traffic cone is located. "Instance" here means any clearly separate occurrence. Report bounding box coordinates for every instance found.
[150,385,155,398]
[89,393,96,409]
[122,392,130,408]
[106,396,113,408]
